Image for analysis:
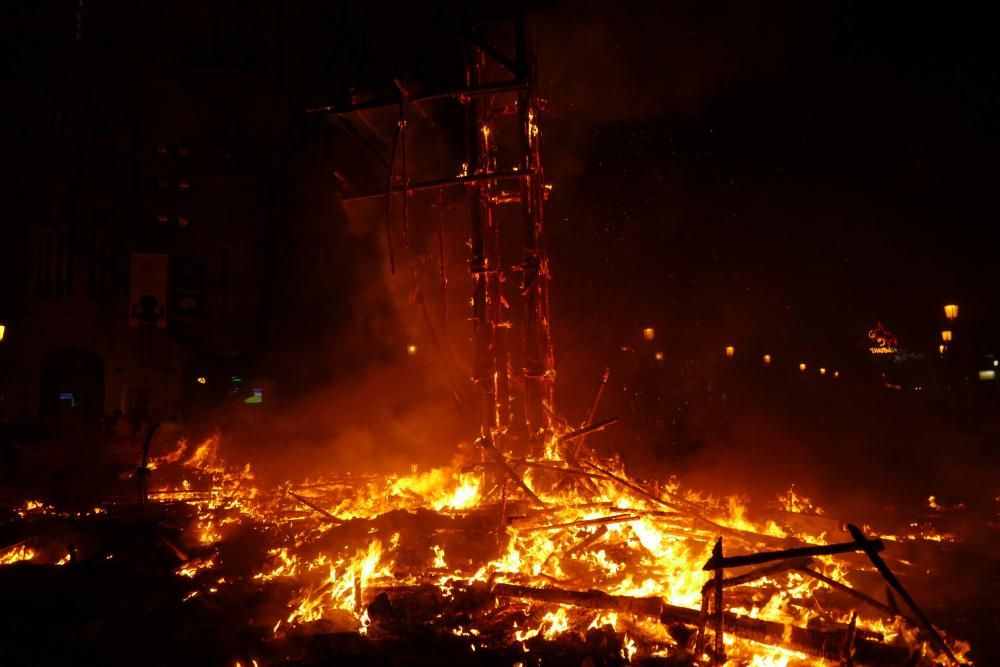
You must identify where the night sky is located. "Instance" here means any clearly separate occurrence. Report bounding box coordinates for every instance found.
[537,1,999,380]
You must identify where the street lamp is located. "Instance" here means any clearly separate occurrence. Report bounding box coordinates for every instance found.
[0,323,5,342]
[725,345,735,359]
[642,327,655,342]
[799,363,807,372]
[944,304,959,321]
[941,330,953,342]
[763,354,771,365]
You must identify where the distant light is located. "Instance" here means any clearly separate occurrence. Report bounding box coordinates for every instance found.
[725,345,735,359]
[939,344,946,355]
[407,344,418,355]
[944,304,959,321]
[819,367,827,375]
[762,354,771,365]
[833,371,840,378]
[0,324,5,342]
[231,376,242,383]
[994,360,999,367]
[654,351,664,361]
[941,330,953,342]
[978,370,996,381]
[58,392,74,400]
[642,327,655,342]
[244,388,263,404]
[196,376,207,385]
[799,363,807,372]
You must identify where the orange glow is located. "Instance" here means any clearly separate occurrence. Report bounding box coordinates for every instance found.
[833,370,840,378]
[653,351,664,361]
[819,367,827,375]
[762,354,771,365]
[725,345,735,359]
[642,327,655,341]
[799,363,806,372]
[196,376,207,385]
[939,344,946,355]
[407,344,418,355]
[944,304,959,321]
[941,330,953,342]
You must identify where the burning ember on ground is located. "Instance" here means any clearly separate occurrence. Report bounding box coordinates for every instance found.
[2,431,975,666]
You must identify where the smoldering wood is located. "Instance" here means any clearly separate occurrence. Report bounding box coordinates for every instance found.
[846,524,958,664]
[489,582,911,665]
[287,491,342,524]
[797,565,915,624]
[512,513,639,533]
[574,367,611,458]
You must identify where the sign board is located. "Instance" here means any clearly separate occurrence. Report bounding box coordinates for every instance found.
[867,321,898,355]
[129,253,168,327]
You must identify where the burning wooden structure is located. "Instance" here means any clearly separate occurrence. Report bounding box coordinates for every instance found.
[0,18,979,667]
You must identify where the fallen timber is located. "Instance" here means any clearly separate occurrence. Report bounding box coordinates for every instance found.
[490,582,913,665]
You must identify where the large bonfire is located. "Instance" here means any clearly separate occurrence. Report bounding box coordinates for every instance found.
[3,427,973,666]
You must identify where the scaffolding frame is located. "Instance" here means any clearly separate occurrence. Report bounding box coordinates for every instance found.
[308,19,556,450]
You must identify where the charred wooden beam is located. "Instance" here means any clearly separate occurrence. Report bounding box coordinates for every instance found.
[702,536,884,571]
[796,566,914,624]
[557,417,618,444]
[287,491,342,524]
[846,523,958,664]
[490,582,909,665]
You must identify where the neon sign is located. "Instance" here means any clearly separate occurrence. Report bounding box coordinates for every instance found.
[868,322,898,355]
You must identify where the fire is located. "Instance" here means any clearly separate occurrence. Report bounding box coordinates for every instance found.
[22,422,963,665]
[0,545,35,565]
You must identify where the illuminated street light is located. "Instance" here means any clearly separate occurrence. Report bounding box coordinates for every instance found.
[725,345,735,359]
[654,351,664,361]
[763,354,771,365]
[799,363,807,372]
[407,344,418,355]
[642,327,655,342]
[939,344,946,356]
[944,304,959,321]
[820,367,827,375]
[941,330,953,342]
[0,323,5,342]
[196,376,207,385]
[833,371,840,378]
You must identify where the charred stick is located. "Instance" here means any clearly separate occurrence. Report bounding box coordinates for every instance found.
[483,444,546,507]
[702,537,885,571]
[287,491,342,524]
[846,523,958,664]
[712,538,725,664]
[558,445,602,496]
[557,417,618,444]
[574,367,611,458]
[513,513,638,533]
[796,566,914,623]
[705,557,813,590]
[842,611,858,666]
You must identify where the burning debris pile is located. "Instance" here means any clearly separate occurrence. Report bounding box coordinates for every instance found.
[0,432,974,666]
